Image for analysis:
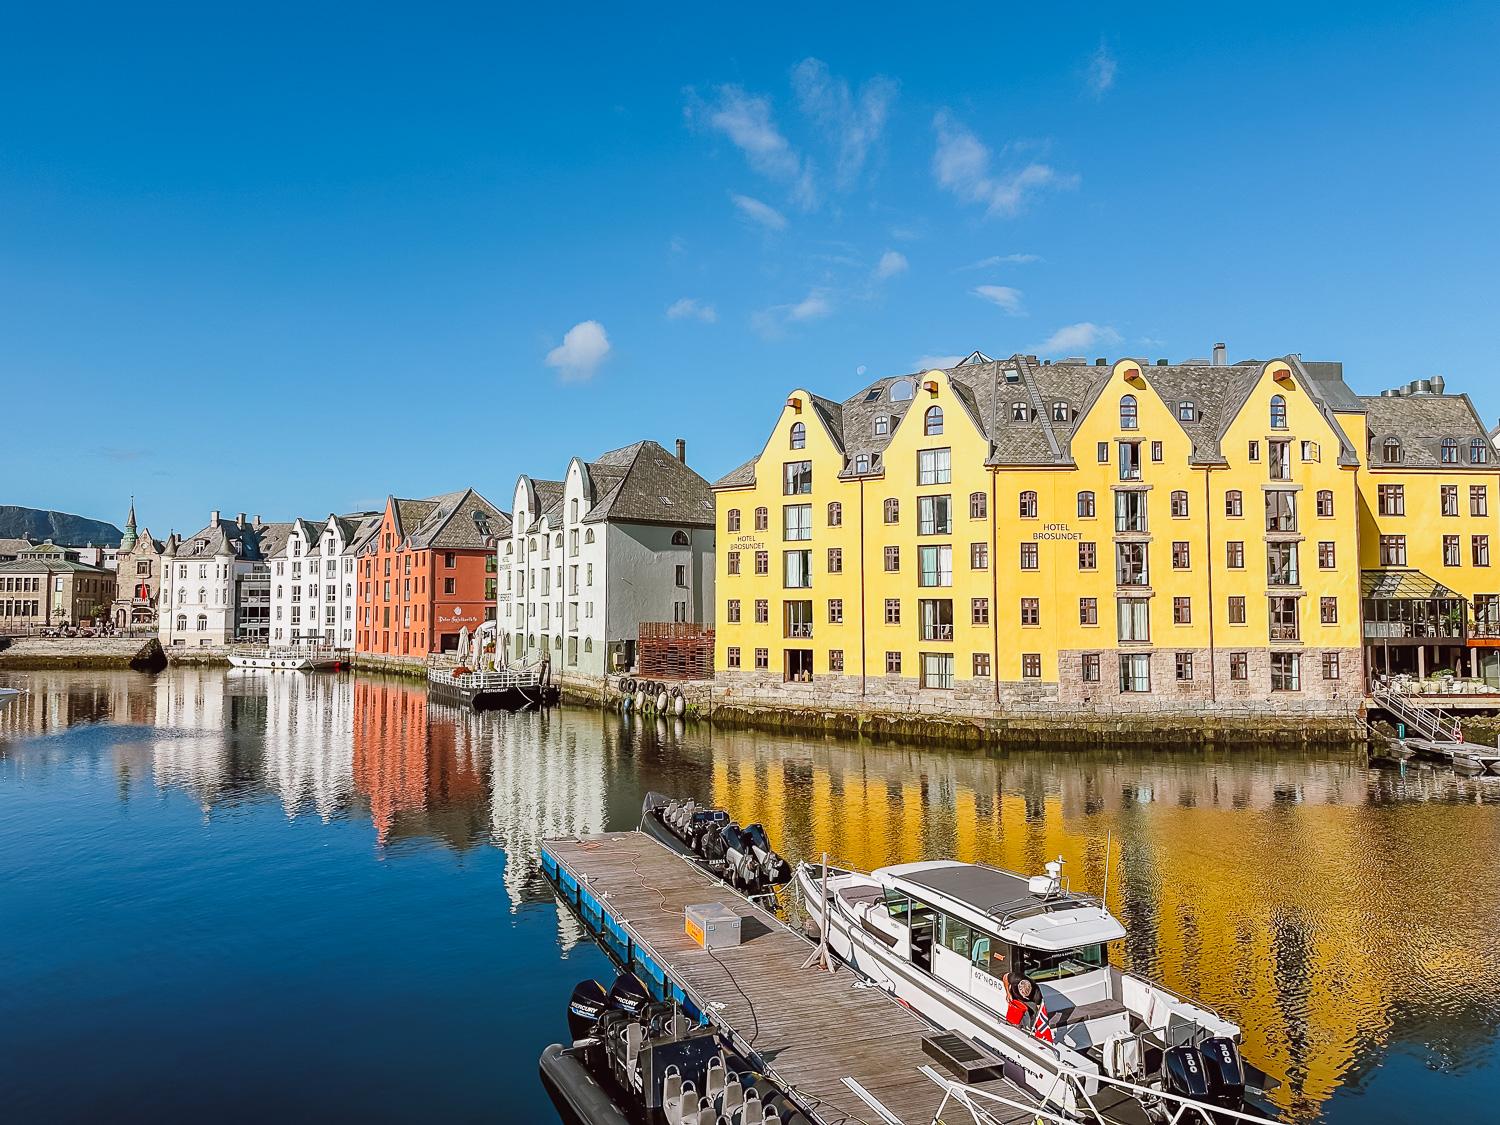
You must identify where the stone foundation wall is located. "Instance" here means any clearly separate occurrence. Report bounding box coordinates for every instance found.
[0,637,166,672]
[350,651,427,679]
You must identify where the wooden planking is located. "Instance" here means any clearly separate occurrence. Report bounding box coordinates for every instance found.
[545,831,1041,1125]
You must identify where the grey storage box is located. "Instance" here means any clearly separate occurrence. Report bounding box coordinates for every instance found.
[685,902,742,949]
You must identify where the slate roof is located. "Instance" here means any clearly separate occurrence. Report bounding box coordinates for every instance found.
[524,480,566,533]
[0,556,113,575]
[0,536,37,560]
[580,440,714,527]
[169,518,291,562]
[393,489,510,550]
[1360,392,1498,470]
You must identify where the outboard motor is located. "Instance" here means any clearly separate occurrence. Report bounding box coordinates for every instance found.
[567,978,610,1041]
[689,809,728,851]
[605,972,651,1018]
[743,823,791,884]
[1163,1044,1211,1105]
[1198,1037,1246,1109]
[719,825,758,888]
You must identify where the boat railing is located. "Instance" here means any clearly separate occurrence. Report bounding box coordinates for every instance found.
[428,667,542,691]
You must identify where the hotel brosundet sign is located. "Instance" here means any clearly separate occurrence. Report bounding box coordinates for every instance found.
[1032,523,1081,541]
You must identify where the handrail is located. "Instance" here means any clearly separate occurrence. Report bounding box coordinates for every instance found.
[1373,689,1462,743]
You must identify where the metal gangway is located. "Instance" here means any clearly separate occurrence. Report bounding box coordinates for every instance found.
[1371,688,1462,743]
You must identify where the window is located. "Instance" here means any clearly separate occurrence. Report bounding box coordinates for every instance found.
[921,652,954,689]
[1116,542,1148,585]
[827,501,843,527]
[918,495,953,535]
[1318,542,1336,569]
[754,599,769,623]
[1266,490,1298,532]
[1230,652,1248,681]
[885,651,902,674]
[1078,541,1097,570]
[443,577,456,595]
[1020,598,1040,626]
[924,406,944,435]
[1228,596,1246,624]
[1170,491,1189,518]
[1082,653,1101,682]
[1383,438,1402,463]
[1442,485,1460,517]
[973,653,991,677]
[755,507,769,531]
[884,545,900,572]
[784,600,813,640]
[1120,395,1138,430]
[829,649,845,673]
[1178,400,1196,421]
[972,597,989,625]
[1441,437,1458,464]
[1019,543,1039,570]
[727,599,741,623]
[1270,394,1287,430]
[1173,597,1191,625]
[1151,441,1163,462]
[1322,652,1341,680]
[1226,490,1243,518]
[1444,535,1462,567]
[1271,652,1301,692]
[920,598,954,640]
[918,448,951,485]
[784,504,812,541]
[1119,440,1143,482]
[1267,542,1300,586]
[1473,439,1491,465]
[1079,597,1098,626]
[874,415,889,437]
[1175,652,1194,681]
[884,498,900,524]
[855,454,870,473]
[1021,653,1042,679]
[970,491,987,519]
[970,542,988,569]
[1320,597,1338,624]
[1172,542,1190,569]
[1476,536,1492,567]
[1301,441,1320,462]
[918,545,953,587]
[1077,491,1096,518]
[1380,535,1407,566]
[1378,484,1405,516]
[784,460,813,495]
[884,598,901,625]
[790,421,806,449]
[727,552,741,576]
[1012,401,1030,422]
[1117,597,1150,642]
[1316,490,1334,518]
[1115,491,1148,533]
[1473,486,1489,517]
[1019,491,1038,519]
[1097,441,1109,464]
[755,648,769,670]
[783,550,812,588]
[1119,654,1151,693]
[444,552,456,568]
[754,550,769,575]
[1226,541,1245,569]
[1052,401,1070,422]
[827,547,843,573]
[1248,440,1260,462]
[1270,596,1300,642]
[1268,440,1292,480]
[828,598,843,624]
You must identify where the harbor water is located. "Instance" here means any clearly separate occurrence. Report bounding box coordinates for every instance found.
[2,668,1498,1123]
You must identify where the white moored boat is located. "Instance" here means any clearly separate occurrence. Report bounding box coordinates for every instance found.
[797,857,1277,1123]
[227,647,344,671]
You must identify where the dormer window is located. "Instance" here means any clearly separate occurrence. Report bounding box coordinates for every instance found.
[790,422,806,450]
[1012,402,1029,422]
[889,379,914,402]
[1270,395,1288,430]
[925,406,944,436]
[1441,438,1458,464]
[1383,438,1403,464]
[874,416,889,437]
[1473,439,1491,465]
[855,454,871,473]
[1178,401,1196,422]
[1052,401,1070,422]
[1120,395,1138,431]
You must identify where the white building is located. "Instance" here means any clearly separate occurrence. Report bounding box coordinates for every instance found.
[268,512,381,648]
[497,439,715,680]
[158,511,294,646]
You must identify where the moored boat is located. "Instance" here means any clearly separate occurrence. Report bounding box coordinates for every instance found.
[227,646,343,671]
[640,792,791,898]
[797,856,1279,1122]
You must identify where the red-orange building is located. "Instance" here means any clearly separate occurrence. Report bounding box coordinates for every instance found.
[355,488,510,658]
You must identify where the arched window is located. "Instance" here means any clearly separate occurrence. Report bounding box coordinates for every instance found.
[1270,395,1288,430]
[1120,395,1138,430]
[1178,401,1196,422]
[555,533,563,548]
[196,614,207,631]
[727,509,741,532]
[584,529,595,543]
[197,588,205,603]
[1473,439,1491,464]
[176,615,186,631]
[1019,491,1038,519]
[754,507,768,531]
[924,406,944,436]
[1383,438,1403,463]
[1441,438,1458,463]
[889,379,914,402]
[1077,491,1096,518]
[671,530,690,546]
[827,501,842,527]
[584,638,593,652]
[790,422,806,449]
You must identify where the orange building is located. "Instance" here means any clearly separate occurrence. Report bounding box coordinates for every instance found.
[355,488,510,658]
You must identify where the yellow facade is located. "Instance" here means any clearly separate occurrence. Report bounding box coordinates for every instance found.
[714,354,1500,715]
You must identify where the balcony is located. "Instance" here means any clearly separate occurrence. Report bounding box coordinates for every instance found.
[1270,622,1300,643]
[785,623,813,639]
[920,623,955,641]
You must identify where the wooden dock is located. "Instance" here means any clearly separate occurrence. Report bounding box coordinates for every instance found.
[542,830,1041,1125]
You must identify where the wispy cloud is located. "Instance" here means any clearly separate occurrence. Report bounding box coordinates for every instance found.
[1085,43,1117,98]
[1037,322,1121,355]
[913,353,963,371]
[874,250,908,281]
[730,192,788,231]
[788,290,832,322]
[687,85,815,207]
[972,285,1024,314]
[932,111,1078,217]
[960,253,1041,270]
[100,447,151,463]
[545,320,612,382]
[666,298,717,323]
[792,58,897,188]
[753,289,833,338]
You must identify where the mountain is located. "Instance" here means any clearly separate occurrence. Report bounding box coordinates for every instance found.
[0,505,124,547]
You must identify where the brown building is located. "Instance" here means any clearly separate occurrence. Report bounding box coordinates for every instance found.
[0,541,117,630]
[110,499,164,630]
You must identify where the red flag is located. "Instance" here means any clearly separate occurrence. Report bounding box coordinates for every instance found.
[1033,1002,1055,1043]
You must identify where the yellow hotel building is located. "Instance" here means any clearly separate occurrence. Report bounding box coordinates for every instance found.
[712,351,1500,719]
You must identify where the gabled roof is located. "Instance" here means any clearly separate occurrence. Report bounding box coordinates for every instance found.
[1360,392,1498,470]
[172,518,289,562]
[580,441,714,527]
[398,488,510,550]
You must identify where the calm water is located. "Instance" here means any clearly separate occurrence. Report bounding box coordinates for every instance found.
[2,669,1498,1123]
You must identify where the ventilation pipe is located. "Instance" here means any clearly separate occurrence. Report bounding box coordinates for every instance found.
[1431,375,1446,395]
[675,438,687,463]
[1212,342,1227,366]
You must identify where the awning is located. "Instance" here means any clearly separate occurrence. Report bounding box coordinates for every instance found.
[1361,568,1459,600]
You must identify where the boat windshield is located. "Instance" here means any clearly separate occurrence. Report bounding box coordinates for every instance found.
[1014,943,1107,982]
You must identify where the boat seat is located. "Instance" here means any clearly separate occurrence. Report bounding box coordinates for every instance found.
[836,884,885,907]
[1056,997,1128,1027]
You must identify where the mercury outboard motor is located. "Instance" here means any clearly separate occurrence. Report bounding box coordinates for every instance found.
[1198,1037,1246,1109]
[742,823,791,884]
[1163,1044,1211,1105]
[719,825,757,888]
[567,979,610,1041]
[605,972,651,1018]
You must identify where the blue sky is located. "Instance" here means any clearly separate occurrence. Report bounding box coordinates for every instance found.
[3,2,1497,536]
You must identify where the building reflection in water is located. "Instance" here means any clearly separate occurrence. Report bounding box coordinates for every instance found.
[3,668,1499,1121]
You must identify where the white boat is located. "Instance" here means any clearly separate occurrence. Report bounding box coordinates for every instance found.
[227,647,345,671]
[0,687,23,709]
[797,856,1277,1123]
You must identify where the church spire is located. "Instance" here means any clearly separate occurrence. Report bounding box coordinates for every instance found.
[121,495,138,552]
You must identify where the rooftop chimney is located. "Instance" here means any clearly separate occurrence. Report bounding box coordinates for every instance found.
[210,509,220,524]
[254,515,262,527]
[1431,375,1446,395]
[1094,357,1107,366]
[675,438,687,463]
[237,512,247,526]
[1212,342,1227,366]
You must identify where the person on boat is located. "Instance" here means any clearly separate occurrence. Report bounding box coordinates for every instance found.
[1001,972,1040,1025]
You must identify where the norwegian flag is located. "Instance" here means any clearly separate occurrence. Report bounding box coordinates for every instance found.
[1032,1002,1055,1043]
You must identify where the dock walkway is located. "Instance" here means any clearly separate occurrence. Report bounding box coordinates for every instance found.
[543,830,1039,1125]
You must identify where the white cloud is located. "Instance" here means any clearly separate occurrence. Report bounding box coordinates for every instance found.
[792,58,897,188]
[689,85,815,207]
[1086,43,1117,97]
[753,289,833,338]
[729,192,788,231]
[1037,322,1122,355]
[665,298,717,323]
[545,320,611,382]
[788,290,832,322]
[932,111,1078,217]
[960,253,1041,270]
[874,250,908,281]
[972,285,1024,314]
[913,354,963,371]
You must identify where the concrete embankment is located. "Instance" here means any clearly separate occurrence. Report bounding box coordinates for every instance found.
[350,652,427,680]
[0,637,167,672]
